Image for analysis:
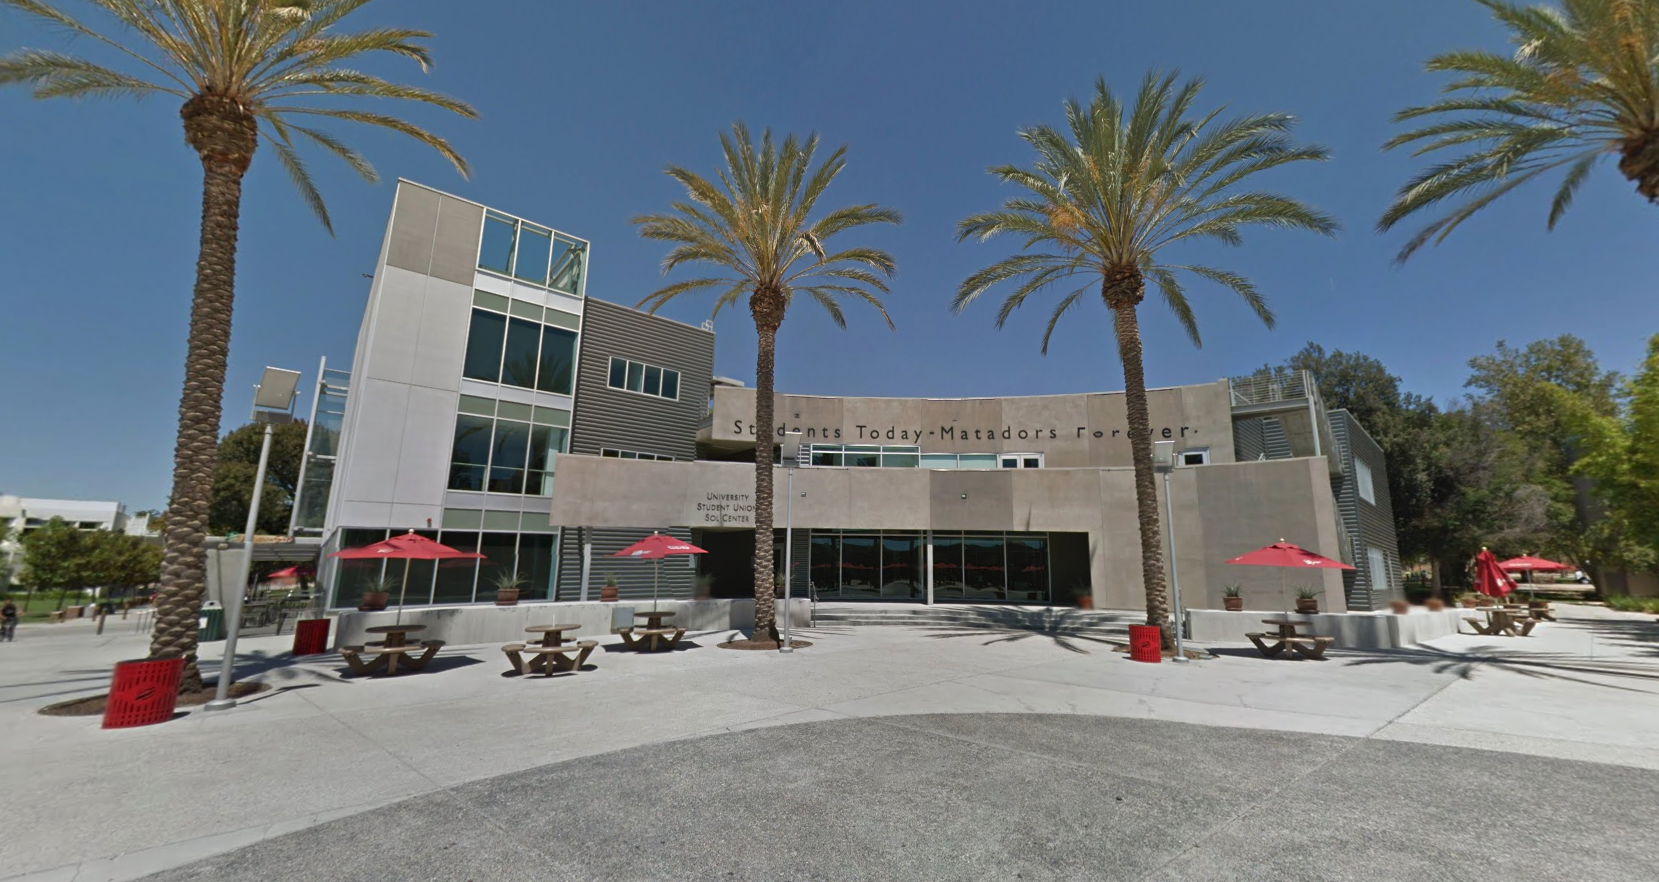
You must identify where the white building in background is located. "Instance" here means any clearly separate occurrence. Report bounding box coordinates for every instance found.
[0,495,132,585]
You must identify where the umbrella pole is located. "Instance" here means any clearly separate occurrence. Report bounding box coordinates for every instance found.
[653,559,660,613]
[396,557,411,627]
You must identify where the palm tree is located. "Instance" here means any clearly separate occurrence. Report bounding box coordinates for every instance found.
[634,123,900,644]
[1380,0,1659,261]
[954,72,1337,646]
[0,0,475,690]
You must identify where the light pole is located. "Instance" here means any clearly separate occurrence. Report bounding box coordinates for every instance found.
[205,367,300,712]
[780,431,802,653]
[1152,440,1189,664]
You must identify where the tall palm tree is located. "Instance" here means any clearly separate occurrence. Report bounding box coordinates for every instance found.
[0,0,475,690]
[1381,0,1659,261]
[954,72,1337,646]
[634,123,900,644]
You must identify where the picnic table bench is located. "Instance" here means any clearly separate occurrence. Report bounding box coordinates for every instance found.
[1247,619,1335,660]
[340,624,444,676]
[617,611,686,652]
[1464,607,1538,637]
[502,624,597,676]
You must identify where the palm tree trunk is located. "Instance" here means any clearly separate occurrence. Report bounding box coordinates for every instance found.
[750,297,782,643]
[151,98,256,692]
[1110,300,1172,648]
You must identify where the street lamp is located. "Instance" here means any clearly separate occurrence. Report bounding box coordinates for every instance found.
[205,366,301,712]
[1152,440,1189,664]
[779,431,803,654]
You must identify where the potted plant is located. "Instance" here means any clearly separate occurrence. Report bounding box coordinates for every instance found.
[1458,592,1478,609]
[600,572,619,603]
[1425,596,1446,611]
[1222,584,1244,612]
[1475,593,1496,608]
[492,571,526,606]
[773,572,787,599]
[1388,598,1410,615]
[1294,586,1320,614]
[693,574,715,601]
[1075,583,1094,610]
[357,575,397,612]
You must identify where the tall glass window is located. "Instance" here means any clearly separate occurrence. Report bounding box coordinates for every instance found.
[500,317,542,388]
[810,533,841,598]
[1005,533,1050,603]
[478,213,516,275]
[536,327,576,395]
[448,414,494,491]
[432,532,479,603]
[880,533,924,599]
[625,361,644,392]
[608,358,627,388]
[526,426,568,495]
[513,224,552,285]
[478,532,519,597]
[660,370,680,400]
[488,420,531,493]
[840,535,880,599]
[334,528,390,608]
[462,309,507,382]
[963,534,1006,601]
[932,533,965,601]
[519,534,557,601]
[643,365,662,396]
[548,235,585,293]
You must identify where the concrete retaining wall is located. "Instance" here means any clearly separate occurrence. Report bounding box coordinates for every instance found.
[1185,608,1463,649]
[334,598,808,649]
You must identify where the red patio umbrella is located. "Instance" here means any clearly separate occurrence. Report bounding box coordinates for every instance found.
[1225,539,1354,613]
[610,533,707,610]
[332,531,484,624]
[1497,554,1571,573]
[1474,548,1517,598]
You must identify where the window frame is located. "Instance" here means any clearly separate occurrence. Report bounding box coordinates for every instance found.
[1356,459,1376,505]
[1179,448,1210,467]
[605,356,681,402]
[600,448,674,461]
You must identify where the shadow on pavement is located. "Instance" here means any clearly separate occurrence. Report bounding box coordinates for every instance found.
[914,606,1131,655]
[1331,643,1659,692]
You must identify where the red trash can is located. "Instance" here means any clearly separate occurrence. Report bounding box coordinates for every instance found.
[103,657,185,729]
[1127,624,1163,663]
[292,618,331,656]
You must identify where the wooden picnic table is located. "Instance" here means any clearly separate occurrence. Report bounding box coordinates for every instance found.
[618,611,685,653]
[634,610,676,629]
[1464,607,1537,637]
[502,624,595,677]
[342,625,441,676]
[1247,618,1335,660]
[525,624,581,647]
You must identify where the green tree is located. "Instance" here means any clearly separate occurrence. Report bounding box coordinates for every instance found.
[1380,0,1659,261]
[20,518,94,609]
[0,0,476,690]
[953,72,1337,645]
[209,420,308,535]
[1554,335,1659,573]
[633,123,901,643]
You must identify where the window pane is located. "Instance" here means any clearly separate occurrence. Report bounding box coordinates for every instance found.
[549,236,585,293]
[448,414,494,491]
[920,454,957,469]
[661,370,679,400]
[334,528,389,608]
[461,309,507,382]
[840,535,879,598]
[488,420,530,493]
[477,532,519,602]
[932,533,964,600]
[400,529,440,606]
[959,454,997,469]
[811,450,842,466]
[513,224,552,284]
[478,214,516,274]
[1006,534,1048,603]
[963,534,1006,601]
[626,361,644,392]
[810,533,840,599]
[845,445,880,468]
[1023,458,1041,469]
[501,318,541,388]
[536,327,577,395]
[881,452,919,468]
[519,533,556,601]
[643,365,662,396]
[602,449,620,457]
[1001,457,1019,469]
[881,533,923,599]
[608,357,626,389]
[433,531,478,603]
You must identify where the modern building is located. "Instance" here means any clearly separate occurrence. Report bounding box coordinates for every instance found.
[0,495,132,585]
[315,180,1402,613]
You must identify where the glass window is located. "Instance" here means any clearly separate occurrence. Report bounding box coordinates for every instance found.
[880,533,923,599]
[513,224,552,284]
[643,365,662,397]
[1023,457,1041,469]
[921,453,957,469]
[477,532,519,602]
[601,449,621,457]
[536,327,577,395]
[625,361,644,392]
[1001,457,1019,469]
[881,451,919,468]
[809,533,840,599]
[334,528,389,608]
[448,414,494,491]
[488,420,530,493]
[478,213,516,274]
[932,533,964,600]
[958,454,997,469]
[661,370,680,401]
[1005,534,1049,603]
[845,445,881,468]
[501,317,541,388]
[963,534,1006,601]
[433,531,479,603]
[608,357,627,389]
[1180,449,1209,466]
[519,533,556,601]
[840,535,880,598]
[526,425,566,497]
[549,236,585,293]
[462,309,507,382]
[1356,460,1376,504]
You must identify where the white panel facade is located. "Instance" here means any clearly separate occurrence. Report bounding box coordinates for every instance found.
[338,377,410,505]
[362,266,427,385]
[410,275,472,391]
[393,385,461,505]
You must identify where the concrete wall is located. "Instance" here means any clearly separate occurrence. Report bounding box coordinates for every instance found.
[547,453,1348,611]
[334,598,810,648]
[709,382,1236,467]
[1186,608,1464,649]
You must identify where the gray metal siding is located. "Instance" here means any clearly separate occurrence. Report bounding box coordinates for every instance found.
[1329,410,1402,611]
[1233,417,1266,461]
[569,298,714,461]
[556,527,698,600]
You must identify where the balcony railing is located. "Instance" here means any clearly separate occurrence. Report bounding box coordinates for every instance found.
[1228,369,1313,407]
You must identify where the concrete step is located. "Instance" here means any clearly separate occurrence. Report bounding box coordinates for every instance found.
[810,605,1135,637]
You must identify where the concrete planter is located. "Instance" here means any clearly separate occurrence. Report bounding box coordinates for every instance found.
[334,598,812,649]
[1186,608,1464,649]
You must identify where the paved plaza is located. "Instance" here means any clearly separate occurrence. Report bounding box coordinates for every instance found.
[2,604,1657,881]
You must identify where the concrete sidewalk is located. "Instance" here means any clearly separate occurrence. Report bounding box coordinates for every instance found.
[2,604,1656,881]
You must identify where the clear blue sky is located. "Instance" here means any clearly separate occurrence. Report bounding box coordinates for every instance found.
[2,0,1656,510]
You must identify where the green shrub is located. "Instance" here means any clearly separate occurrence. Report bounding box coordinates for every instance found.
[1605,595,1659,614]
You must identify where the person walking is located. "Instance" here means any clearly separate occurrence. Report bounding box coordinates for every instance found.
[1,599,18,642]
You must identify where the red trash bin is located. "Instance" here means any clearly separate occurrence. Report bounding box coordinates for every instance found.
[103,657,185,729]
[1127,624,1163,663]
[292,618,331,656]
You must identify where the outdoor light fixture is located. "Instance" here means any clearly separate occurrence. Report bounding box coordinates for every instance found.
[780,431,803,654]
[252,366,301,411]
